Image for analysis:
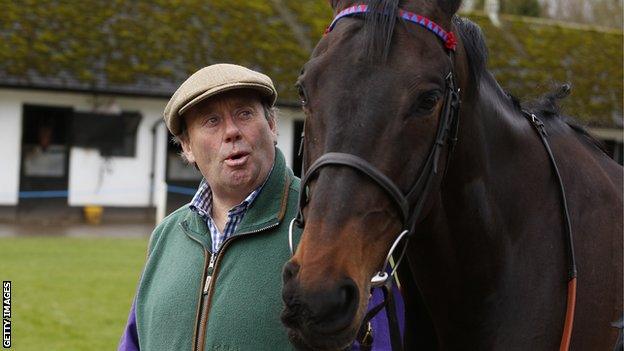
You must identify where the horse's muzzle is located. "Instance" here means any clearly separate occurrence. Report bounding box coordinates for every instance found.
[281,261,360,350]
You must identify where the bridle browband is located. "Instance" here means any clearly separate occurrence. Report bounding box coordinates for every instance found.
[325,4,458,50]
[287,4,576,351]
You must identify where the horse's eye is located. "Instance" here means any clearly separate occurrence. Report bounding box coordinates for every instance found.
[407,91,442,117]
[296,84,308,106]
[420,93,440,110]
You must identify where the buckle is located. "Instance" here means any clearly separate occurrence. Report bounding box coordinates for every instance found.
[360,322,374,347]
[530,114,548,136]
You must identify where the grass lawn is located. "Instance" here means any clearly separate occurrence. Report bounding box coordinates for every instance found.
[0,236,149,351]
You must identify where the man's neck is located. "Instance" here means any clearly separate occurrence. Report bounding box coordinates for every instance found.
[210,194,236,234]
[207,160,275,231]
[209,182,260,233]
[211,188,250,212]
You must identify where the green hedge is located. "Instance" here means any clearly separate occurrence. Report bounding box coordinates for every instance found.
[0,2,620,127]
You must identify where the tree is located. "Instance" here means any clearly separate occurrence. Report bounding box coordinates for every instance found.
[462,0,623,28]
[463,0,540,17]
[502,0,540,16]
[539,0,623,28]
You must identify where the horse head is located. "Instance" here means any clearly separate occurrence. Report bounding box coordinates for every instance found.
[281,0,467,349]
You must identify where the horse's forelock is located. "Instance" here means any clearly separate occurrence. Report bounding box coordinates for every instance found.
[362,0,401,64]
[358,0,465,64]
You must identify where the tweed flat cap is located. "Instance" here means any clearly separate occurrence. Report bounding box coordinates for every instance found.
[164,63,277,135]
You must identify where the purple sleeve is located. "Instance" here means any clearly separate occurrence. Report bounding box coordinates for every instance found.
[118,299,140,351]
[352,282,405,351]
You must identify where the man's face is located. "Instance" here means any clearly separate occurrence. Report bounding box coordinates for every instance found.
[180,89,277,198]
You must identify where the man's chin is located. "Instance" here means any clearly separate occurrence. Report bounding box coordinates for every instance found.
[222,170,254,189]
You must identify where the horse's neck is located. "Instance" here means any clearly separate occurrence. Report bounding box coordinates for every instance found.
[442,72,564,234]
[408,73,570,347]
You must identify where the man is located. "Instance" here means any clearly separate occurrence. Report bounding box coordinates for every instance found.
[119,64,401,350]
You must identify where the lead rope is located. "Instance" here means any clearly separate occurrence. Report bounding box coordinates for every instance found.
[355,277,403,351]
[523,111,577,351]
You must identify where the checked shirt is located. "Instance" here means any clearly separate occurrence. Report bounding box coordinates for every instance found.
[189,171,270,253]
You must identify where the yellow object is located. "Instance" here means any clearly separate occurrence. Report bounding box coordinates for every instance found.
[84,206,103,225]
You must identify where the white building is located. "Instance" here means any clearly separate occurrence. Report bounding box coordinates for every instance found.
[0,85,303,223]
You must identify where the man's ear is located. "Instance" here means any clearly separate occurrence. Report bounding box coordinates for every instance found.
[268,116,278,145]
[179,136,196,164]
[437,0,462,16]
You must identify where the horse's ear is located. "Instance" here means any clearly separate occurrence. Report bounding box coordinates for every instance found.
[328,0,340,10]
[437,0,462,16]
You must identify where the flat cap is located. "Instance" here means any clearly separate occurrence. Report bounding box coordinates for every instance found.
[164,63,277,135]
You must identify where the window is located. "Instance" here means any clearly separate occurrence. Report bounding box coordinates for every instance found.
[72,111,141,157]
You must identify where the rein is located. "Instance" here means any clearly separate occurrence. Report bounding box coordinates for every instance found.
[288,4,576,350]
[523,111,577,351]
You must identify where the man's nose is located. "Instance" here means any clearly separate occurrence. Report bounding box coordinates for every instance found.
[223,116,242,143]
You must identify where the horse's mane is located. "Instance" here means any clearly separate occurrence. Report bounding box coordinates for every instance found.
[509,85,609,155]
[453,16,488,93]
[452,15,608,156]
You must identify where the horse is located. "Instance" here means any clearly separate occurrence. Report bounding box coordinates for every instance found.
[280,0,623,350]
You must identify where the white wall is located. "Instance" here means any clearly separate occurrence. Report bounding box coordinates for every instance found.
[68,97,166,207]
[0,93,23,205]
[0,88,168,207]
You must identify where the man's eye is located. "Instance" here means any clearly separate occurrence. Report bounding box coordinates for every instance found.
[239,110,253,119]
[206,116,219,126]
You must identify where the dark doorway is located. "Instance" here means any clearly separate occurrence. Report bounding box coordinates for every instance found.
[19,104,73,220]
[293,120,304,177]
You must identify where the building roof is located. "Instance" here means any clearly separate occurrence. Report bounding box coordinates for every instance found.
[0,2,621,128]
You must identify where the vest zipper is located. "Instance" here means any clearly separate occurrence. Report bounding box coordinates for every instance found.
[194,250,215,351]
[203,253,217,294]
[193,222,279,351]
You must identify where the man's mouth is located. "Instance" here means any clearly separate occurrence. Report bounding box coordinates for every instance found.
[224,151,250,167]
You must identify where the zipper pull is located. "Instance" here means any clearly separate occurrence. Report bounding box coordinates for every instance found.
[203,253,217,294]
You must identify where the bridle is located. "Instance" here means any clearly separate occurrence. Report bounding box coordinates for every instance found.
[290,67,460,282]
[289,5,461,350]
[288,4,461,283]
[286,4,577,351]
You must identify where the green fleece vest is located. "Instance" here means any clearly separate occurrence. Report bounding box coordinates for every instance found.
[136,150,301,351]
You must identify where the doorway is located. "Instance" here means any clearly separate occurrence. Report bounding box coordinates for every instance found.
[19,104,73,220]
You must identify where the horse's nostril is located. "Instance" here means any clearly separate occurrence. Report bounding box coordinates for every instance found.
[282,261,300,284]
[335,279,357,316]
[308,278,359,331]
